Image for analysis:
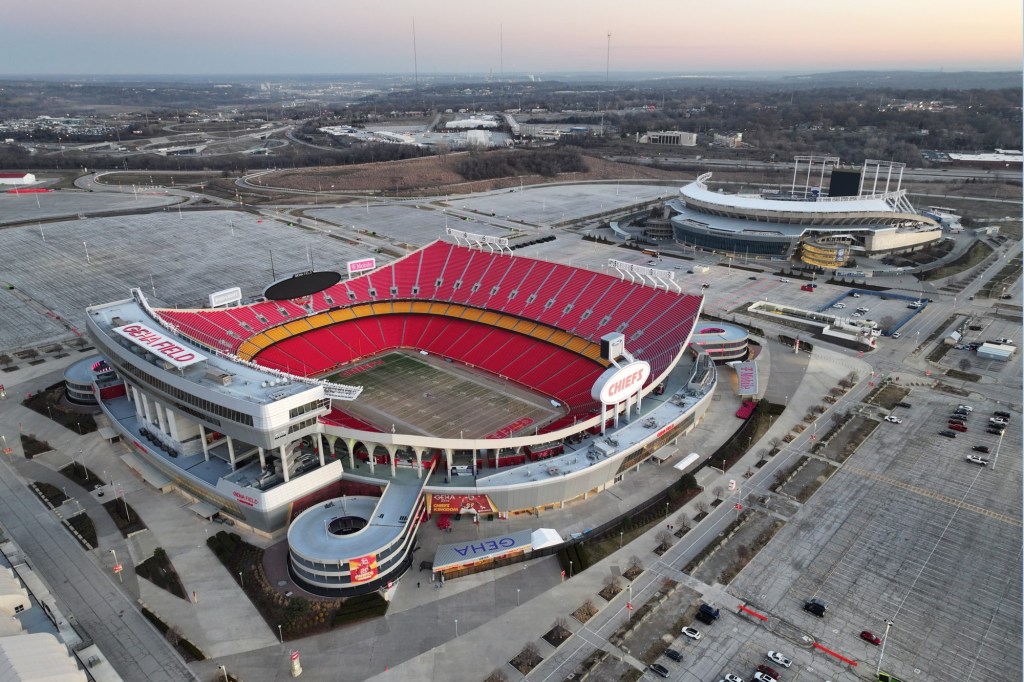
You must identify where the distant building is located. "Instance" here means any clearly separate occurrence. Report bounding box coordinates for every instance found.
[712,132,743,148]
[0,172,36,185]
[637,131,696,146]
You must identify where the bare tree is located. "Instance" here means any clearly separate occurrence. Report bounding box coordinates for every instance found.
[846,371,859,384]
[656,530,673,550]
[958,358,972,371]
[553,616,568,631]
[695,499,710,516]
[628,555,644,572]
[736,543,752,561]
[712,485,725,501]
[603,574,619,590]
[675,514,690,532]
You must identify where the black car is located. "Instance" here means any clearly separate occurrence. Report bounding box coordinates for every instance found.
[987,428,1005,435]
[895,402,912,408]
[804,597,828,617]
[748,276,758,280]
[994,411,1011,419]
[664,648,683,662]
[973,445,991,453]
[939,430,957,438]
[649,663,670,678]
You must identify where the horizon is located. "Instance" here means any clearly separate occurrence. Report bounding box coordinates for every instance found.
[2,0,1020,76]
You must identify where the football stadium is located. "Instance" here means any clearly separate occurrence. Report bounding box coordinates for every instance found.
[85,239,715,595]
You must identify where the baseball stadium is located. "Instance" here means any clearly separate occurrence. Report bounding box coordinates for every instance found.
[85,239,717,595]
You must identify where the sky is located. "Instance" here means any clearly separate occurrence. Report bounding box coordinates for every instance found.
[2,0,1020,76]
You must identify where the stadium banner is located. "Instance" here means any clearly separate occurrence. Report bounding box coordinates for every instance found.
[346,258,376,276]
[730,361,759,396]
[592,360,651,405]
[208,286,242,308]
[349,554,379,583]
[428,494,497,515]
[112,323,206,369]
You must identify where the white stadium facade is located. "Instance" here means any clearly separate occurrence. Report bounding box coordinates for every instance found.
[84,240,717,595]
[667,157,943,268]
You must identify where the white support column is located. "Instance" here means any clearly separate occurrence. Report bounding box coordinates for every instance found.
[279,444,290,482]
[258,446,266,471]
[317,433,326,468]
[199,424,210,462]
[414,448,424,479]
[613,401,620,428]
[386,445,397,477]
[600,403,607,435]
[155,402,169,435]
[444,449,454,480]
[346,439,357,470]
[131,386,144,417]
[227,436,237,472]
[141,393,154,427]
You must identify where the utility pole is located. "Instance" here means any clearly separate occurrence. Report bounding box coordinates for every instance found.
[606,32,611,85]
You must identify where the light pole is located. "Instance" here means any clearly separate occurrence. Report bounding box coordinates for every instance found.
[454,619,459,638]
[569,560,573,578]
[993,429,1005,471]
[110,549,121,583]
[619,530,624,548]
[665,502,669,518]
[238,571,244,586]
[277,624,283,643]
[516,588,520,607]
[876,619,895,677]
[218,665,229,682]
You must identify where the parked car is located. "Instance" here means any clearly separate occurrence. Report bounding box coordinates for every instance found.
[803,597,827,617]
[851,292,862,297]
[833,303,846,309]
[860,630,882,645]
[939,430,957,438]
[989,417,1008,426]
[987,428,1005,435]
[649,663,670,678]
[958,405,974,412]
[663,648,683,662]
[748,276,758,280]
[722,675,744,682]
[948,419,966,426]
[681,626,702,640]
[800,284,815,292]
[754,673,777,682]
[778,278,791,283]
[757,664,780,679]
[852,312,863,318]
[895,402,912,408]
[767,651,792,668]
[884,416,902,423]
[891,332,901,338]
[966,455,990,466]
[973,445,991,453]
[994,411,1011,418]
[949,423,967,432]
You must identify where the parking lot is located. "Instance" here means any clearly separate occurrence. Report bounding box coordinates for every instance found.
[722,390,1022,682]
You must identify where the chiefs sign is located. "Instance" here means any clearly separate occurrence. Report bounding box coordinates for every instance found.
[592,361,651,405]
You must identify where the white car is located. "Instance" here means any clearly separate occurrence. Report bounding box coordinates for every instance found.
[681,626,703,640]
[966,455,990,466]
[851,312,863,318]
[891,332,901,339]
[958,405,974,412]
[721,675,744,682]
[832,303,846,309]
[884,415,902,423]
[767,651,792,668]
[753,674,777,682]
[990,417,1008,426]
[779,278,790,283]
[852,292,862,297]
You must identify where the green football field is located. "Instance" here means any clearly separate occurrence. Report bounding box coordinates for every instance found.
[325,352,560,439]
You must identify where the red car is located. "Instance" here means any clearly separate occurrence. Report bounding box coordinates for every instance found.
[757,663,781,679]
[949,423,968,432]
[800,284,815,292]
[860,630,882,645]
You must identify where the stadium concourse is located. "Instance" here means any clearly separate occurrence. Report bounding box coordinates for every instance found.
[85,239,717,596]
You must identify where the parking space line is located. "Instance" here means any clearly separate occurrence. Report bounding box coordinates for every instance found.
[845,466,1022,527]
